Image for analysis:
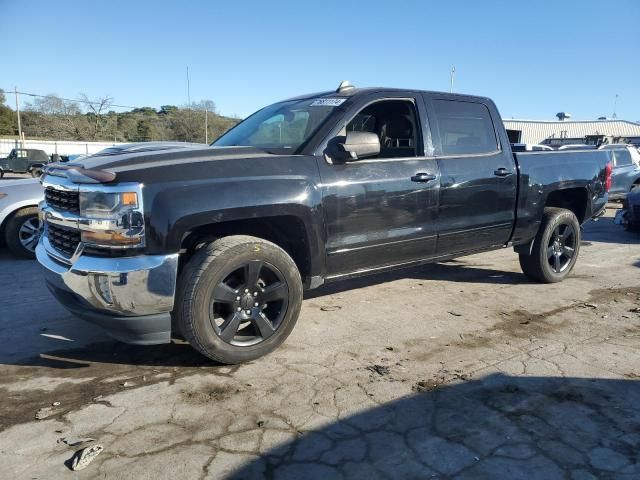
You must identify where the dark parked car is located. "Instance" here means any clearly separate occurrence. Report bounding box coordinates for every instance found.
[0,148,49,178]
[37,83,611,364]
[614,185,640,231]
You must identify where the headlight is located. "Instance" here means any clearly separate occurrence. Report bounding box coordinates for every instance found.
[79,190,144,248]
[79,191,138,218]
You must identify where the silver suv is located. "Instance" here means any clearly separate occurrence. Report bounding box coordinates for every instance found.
[599,144,640,201]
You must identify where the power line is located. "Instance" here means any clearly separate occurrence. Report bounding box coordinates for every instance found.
[1,88,138,110]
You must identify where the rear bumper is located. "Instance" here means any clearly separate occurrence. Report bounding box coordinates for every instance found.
[36,237,178,345]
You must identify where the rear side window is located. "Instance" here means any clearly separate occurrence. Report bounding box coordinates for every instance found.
[432,100,499,156]
[612,149,632,167]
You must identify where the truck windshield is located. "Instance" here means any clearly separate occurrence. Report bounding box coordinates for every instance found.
[212,98,342,152]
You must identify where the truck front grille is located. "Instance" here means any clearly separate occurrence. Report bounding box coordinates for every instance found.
[45,187,80,214]
[47,224,81,257]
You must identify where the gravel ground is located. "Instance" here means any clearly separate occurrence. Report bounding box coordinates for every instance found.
[0,207,639,479]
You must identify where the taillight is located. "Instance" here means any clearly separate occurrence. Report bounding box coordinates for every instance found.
[604,161,612,192]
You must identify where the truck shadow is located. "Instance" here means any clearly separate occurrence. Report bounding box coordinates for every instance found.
[304,261,529,300]
[228,373,640,479]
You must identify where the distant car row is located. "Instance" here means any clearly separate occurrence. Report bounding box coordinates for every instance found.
[0,142,202,258]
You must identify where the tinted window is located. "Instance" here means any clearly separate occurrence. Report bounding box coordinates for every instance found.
[432,100,498,155]
[613,149,632,167]
[345,100,419,159]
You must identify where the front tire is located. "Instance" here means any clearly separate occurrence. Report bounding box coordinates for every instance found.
[175,235,303,364]
[4,207,41,259]
[519,207,581,283]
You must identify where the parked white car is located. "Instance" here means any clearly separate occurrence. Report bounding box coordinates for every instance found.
[0,179,44,258]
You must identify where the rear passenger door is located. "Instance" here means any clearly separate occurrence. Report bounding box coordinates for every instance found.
[424,95,517,255]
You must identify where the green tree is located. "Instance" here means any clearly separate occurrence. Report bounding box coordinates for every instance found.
[0,89,16,136]
[131,107,157,115]
[136,119,152,141]
[159,105,178,115]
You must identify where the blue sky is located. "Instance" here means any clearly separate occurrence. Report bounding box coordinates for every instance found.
[1,0,638,120]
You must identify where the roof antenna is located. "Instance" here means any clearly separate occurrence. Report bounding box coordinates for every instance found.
[336,80,355,93]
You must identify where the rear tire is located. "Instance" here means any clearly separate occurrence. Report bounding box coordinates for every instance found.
[175,235,303,364]
[519,207,580,283]
[4,207,41,259]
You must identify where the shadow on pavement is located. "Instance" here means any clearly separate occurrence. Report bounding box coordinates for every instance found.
[16,340,217,369]
[305,261,530,300]
[230,373,640,479]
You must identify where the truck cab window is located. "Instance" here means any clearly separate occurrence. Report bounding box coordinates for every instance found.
[346,100,419,159]
[612,149,632,167]
[432,100,498,156]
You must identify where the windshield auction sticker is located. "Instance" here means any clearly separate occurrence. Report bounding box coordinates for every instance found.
[310,98,346,107]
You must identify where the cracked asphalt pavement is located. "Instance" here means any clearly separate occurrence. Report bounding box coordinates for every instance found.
[1,207,639,479]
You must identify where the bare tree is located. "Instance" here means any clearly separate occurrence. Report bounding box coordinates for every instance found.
[78,93,113,139]
[189,99,216,112]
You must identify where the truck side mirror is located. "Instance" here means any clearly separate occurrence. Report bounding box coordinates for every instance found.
[339,131,380,161]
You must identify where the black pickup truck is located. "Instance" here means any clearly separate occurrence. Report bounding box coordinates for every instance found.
[37,83,611,363]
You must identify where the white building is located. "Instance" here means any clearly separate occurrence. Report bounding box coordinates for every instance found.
[503,119,640,147]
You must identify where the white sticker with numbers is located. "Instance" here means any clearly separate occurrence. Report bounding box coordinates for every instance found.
[310,98,346,107]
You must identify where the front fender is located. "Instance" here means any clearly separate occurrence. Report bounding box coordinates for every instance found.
[144,176,326,276]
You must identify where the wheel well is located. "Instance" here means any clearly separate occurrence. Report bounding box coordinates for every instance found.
[180,216,311,280]
[544,188,589,223]
[0,205,39,245]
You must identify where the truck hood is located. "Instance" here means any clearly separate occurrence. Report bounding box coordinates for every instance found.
[71,145,269,173]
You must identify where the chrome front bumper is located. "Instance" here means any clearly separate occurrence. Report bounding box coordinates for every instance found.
[36,237,178,344]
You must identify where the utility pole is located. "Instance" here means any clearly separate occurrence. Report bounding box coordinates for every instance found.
[186,66,191,108]
[450,66,456,93]
[204,109,208,144]
[612,94,619,119]
[14,86,23,148]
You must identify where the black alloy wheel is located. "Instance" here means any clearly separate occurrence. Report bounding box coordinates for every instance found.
[210,260,289,346]
[519,207,581,283]
[176,235,303,364]
[546,223,576,273]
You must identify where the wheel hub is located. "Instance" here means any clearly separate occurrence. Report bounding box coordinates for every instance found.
[239,293,257,310]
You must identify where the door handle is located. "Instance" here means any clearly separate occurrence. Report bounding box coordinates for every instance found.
[411,172,437,183]
[494,167,513,177]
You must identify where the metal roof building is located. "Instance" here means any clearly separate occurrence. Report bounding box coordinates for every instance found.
[503,119,640,146]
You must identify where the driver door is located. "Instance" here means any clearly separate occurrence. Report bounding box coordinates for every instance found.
[9,150,26,172]
[317,95,440,278]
